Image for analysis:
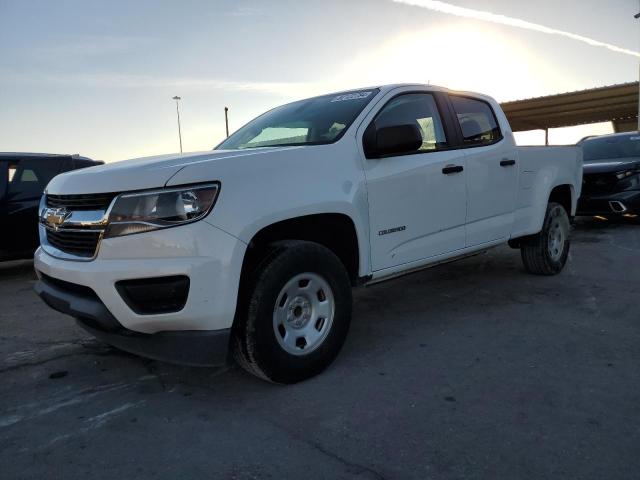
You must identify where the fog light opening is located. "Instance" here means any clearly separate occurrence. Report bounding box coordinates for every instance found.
[115,275,190,315]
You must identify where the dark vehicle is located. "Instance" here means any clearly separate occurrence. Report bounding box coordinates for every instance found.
[0,153,102,261]
[577,132,640,217]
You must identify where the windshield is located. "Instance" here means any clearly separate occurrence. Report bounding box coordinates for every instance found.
[216,89,379,150]
[582,133,640,162]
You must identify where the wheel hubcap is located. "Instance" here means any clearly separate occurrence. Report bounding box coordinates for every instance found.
[273,273,335,356]
[548,208,569,262]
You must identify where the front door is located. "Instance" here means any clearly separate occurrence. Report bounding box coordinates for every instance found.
[362,91,467,271]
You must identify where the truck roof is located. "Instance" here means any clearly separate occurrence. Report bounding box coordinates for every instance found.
[296,83,496,106]
[0,152,102,165]
[356,83,496,103]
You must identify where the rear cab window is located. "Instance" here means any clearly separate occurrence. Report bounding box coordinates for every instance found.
[449,95,502,147]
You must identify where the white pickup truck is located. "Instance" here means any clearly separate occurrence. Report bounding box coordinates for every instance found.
[35,84,582,383]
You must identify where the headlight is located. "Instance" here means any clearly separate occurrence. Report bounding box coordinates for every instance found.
[616,169,639,180]
[104,183,220,238]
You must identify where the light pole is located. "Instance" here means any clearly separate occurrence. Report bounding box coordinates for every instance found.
[224,106,230,138]
[172,95,183,153]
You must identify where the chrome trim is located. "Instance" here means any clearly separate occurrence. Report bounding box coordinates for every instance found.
[40,197,118,227]
[609,201,627,213]
[44,225,105,233]
[55,210,110,228]
[39,195,118,262]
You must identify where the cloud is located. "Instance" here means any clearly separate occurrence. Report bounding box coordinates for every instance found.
[0,71,318,97]
[33,35,156,59]
[392,0,640,58]
[227,6,264,17]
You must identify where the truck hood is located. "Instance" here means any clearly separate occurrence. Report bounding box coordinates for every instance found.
[45,148,297,194]
[583,157,640,174]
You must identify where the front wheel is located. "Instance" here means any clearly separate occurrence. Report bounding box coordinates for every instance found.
[520,202,571,275]
[233,241,352,384]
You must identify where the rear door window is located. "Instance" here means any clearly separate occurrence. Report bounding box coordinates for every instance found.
[449,96,502,146]
[7,158,64,197]
[8,163,17,182]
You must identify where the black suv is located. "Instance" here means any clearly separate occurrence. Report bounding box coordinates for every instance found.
[577,132,640,217]
[0,153,103,261]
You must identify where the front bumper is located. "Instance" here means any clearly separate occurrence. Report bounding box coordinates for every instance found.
[35,274,230,366]
[577,190,640,216]
[35,220,246,334]
[34,219,246,367]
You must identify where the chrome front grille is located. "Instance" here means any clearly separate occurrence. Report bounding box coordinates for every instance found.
[46,193,118,211]
[40,193,118,260]
[45,229,102,258]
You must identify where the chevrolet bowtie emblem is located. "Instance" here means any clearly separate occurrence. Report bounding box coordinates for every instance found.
[44,207,71,230]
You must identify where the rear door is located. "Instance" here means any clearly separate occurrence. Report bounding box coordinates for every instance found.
[447,95,518,246]
[2,157,65,255]
[361,90,468,271]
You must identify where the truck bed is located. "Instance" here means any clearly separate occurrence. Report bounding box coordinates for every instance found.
[510,146,583,238]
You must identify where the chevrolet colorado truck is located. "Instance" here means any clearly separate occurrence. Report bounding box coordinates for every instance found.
[34,84,583,383]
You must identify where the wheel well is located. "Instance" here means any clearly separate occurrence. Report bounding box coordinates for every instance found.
[508,184,573,249]
[549,184,573,216]
[241,214,360,286]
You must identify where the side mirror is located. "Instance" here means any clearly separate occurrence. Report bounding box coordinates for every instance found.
[364,124,422,158]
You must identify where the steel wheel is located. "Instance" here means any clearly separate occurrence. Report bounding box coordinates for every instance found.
[234,240,353,383]
[272,272,335,356]
[547,207,569,262]
[521,202,571,275]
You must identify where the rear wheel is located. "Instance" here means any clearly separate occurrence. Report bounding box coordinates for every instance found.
[233,241,352,383]
[520,202,571,275]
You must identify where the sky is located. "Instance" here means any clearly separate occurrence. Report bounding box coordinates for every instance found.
[0,0,638,162]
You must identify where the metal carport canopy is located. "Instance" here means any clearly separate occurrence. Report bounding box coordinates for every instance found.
[500,82,639,132]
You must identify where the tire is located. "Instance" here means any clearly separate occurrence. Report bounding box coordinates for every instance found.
[233,241,352,384]
[520,202,571,275]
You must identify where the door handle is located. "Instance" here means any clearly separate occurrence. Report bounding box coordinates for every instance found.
[442,165,464,175]
[500,159,516,167]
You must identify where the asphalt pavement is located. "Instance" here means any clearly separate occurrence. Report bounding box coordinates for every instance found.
[1,218,639,479]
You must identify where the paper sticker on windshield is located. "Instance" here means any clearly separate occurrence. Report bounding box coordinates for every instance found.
[331,91,373,102]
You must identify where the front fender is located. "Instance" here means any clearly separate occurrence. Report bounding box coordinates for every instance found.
[166,145,373,276]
